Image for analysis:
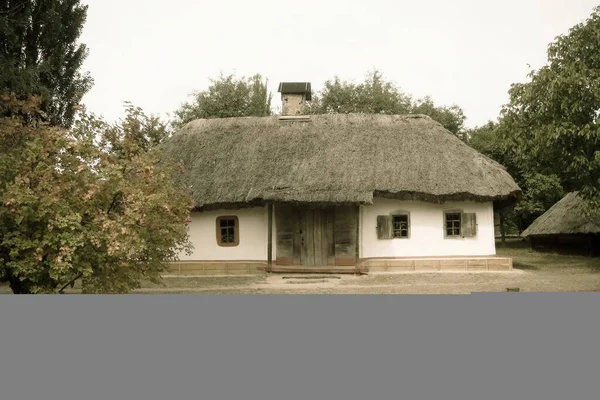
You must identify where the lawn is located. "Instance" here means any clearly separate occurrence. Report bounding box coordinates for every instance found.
[2,239,600,294]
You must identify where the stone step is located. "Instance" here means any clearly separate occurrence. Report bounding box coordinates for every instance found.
[281,275,342,280]
[285,279,331,284]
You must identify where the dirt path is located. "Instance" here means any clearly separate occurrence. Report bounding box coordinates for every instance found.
[135,268,600,294]
[136,244,600,294]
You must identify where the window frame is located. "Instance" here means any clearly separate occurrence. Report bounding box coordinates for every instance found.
[216,215,240,247]
[391,212,411,239]
[443,210,462,239]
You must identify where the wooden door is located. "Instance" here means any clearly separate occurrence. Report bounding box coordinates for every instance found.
[275,205,357,268]
[295,208,335,267]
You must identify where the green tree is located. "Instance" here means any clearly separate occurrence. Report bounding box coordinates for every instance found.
[112,101,174,152]
[172,73,272,129]
[411,96,466,139]
[513,173,565,231]
[468,121,517,241]
[0,0,93,127]
[0,96,192,294]
[308,70,412,115]
[467,121,502,159]
[500,5,600,204]
[309,69,467,138]
[468,120,565,237]
[467,121,520,173]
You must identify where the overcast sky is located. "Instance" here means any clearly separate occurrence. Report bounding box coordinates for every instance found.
[79,0,598,128]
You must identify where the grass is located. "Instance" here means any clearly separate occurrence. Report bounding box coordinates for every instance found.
[498,238,600,271]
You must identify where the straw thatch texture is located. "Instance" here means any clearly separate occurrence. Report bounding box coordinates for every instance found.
[521,192,600,237]
[162,114,520,209]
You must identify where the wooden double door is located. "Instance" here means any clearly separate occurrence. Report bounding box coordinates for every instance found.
[295,208,335,266]
[275,205,358,267]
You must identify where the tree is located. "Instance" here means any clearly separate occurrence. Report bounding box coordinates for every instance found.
[467,121,521,174]
[513,173,565,231]
[468,121,517,242]
[114,101,174,151]
[411,96,466,140]
[500,5,600,205]
[308,70,412,115]
[468,120,565,237]
[0,96,192,294]
[0,0,93,127]
[467,121,503,159]
[308,69,468,138]
[172,73,272,129]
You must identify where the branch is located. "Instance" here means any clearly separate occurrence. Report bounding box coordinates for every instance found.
[58,273,83,294]
[106,191,122,215]
[0,3,25,15]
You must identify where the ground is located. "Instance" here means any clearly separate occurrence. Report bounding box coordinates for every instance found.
[2,239,600,294]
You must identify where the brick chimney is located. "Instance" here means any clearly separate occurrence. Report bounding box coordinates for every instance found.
[278,82,312,116]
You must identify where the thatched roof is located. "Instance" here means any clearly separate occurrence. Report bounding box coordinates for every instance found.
[521,192,600,237]
[161,114,520,209]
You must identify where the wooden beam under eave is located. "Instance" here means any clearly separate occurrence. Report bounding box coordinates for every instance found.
[267,203,273,272]
[355,204,360,275]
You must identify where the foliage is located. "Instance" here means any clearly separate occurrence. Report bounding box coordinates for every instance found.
[513,173,565,231]
[0,96,192,294]
[500,5,600,205]
[308,70,412,115]
[0,0,93,127]
[172,73,272,129]
[468,121,565,232]
[411,96,466,140]
[467,121,518,173]
[467,121,502,157]
[111,102,174,152]
[308,69,467,138]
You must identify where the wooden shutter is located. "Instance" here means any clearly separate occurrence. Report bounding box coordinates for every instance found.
[376,215,393,239]
[275,205,294,265]
[333,206,358,266]
[461,213,477,237]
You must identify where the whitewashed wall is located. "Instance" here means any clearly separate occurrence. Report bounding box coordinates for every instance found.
[178,207,268,261]
[178,199,496,262]
[360,198,496,258]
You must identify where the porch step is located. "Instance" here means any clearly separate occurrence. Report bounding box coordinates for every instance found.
[285,279,331,284]
[281,275,341,284]
[281,275,342,280]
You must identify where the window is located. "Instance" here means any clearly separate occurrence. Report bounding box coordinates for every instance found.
[445,212,462,237]
[444,211,477,238]
[216,216,239,247]
[376,212,410,239]
[392,214,410,238]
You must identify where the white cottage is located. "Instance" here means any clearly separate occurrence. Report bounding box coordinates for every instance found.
[161,83,521,274]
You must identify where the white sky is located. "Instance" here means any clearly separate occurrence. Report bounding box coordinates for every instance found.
[79,0,598,128]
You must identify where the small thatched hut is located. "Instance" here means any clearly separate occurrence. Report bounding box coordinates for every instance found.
[521,192,600,256]
[160,84,521,274]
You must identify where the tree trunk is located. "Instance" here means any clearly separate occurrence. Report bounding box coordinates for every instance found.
[6,270,32,294]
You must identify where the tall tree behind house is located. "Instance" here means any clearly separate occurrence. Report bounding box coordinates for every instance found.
[172,73,273,130]
[0,0,93,127]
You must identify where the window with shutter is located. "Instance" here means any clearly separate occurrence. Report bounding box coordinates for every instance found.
[392,213,410,238]
[444,211,462,237]
[444,210,477,238]
[376,215,393,239]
